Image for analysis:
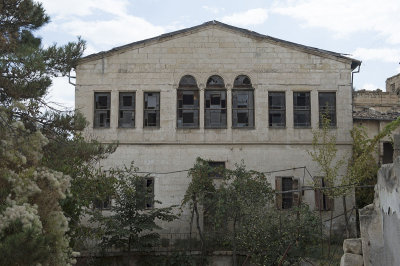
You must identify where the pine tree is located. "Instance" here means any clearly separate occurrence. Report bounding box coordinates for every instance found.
[0,1,87,264]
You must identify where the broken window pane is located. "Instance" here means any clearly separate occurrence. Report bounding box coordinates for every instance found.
[205,90,227,128]
[232,89,254,128]
[293,92,311,128]
[234,75,252,87]
[177,76,199,128]
[179,75,197,87]
[206,75,224,87]
[119,92,135,128]
[269,92,285,128]
[94,92,110,128]
[144,92,160,127]
[318,92,336,127]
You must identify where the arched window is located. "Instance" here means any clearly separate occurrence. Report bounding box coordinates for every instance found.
[205,75,226,128]
[232,75,254,128]
[177,75,199,128]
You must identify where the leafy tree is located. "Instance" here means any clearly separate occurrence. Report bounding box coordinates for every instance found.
[309,114,400,251]
[182,159,321,266]
[0,0,92,264]
[308,114,346,253]
[349,126,379,208]
[211,163,273,266]
[182,158,216,259]
[89,163,177,252]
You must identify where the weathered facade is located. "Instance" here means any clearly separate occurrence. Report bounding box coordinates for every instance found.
[353,74,400,164]
[386,73,400,95]
[75,21,360,234]
[341,135,400,266]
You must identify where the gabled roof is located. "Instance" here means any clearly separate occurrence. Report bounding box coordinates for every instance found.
[78,20,361,69]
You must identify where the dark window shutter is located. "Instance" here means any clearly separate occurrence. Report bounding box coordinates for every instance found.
[314,178,322,211]
[275,177,282,210]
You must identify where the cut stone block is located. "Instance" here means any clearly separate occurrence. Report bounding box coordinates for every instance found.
[343,238,363,255]
[340,253,363,266]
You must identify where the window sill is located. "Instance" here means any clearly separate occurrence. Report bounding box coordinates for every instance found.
[294,127,312,129]
[232,127,255,130]
[177,127,200,130]
[93,127,111,129]
[269,126,286,129]
[205,127,228,129]
[143,127,160,130]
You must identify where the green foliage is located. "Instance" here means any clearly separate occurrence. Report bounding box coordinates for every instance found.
[0,0,89,264]
[89,163,177,252]
[308,115,346,197]
[182,159,321,265]
[0,225,49,266]
[237,204,320,265]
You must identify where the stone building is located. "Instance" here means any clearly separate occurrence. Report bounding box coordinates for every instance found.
[353,73,400,165]
[386,73,400,95]
[75,21,361,234]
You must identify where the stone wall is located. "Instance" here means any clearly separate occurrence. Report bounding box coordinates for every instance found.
[76,23,356,234]
[343,136,400,265]
[386,73,400,94]
[353,91,400,113]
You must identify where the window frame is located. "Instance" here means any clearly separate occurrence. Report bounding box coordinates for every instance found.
[93,196,112,210]
[275,176,300,210]
[268,91,286,128]
[318,92,336,128]
[293,91,311,128]
[232,75,254,129]
[143,91,160,128]
[118,91,136,128]
[94,92,111,128]
[177,75,200,129]
[204,75,227,129]
[207,161,226,179]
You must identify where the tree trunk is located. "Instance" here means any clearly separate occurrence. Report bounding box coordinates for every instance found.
[319,208,323,257]
[328,208,333,256]
[233,218,237,266]
[194,200,205,257]
[342,196,350,238]
[189,207,194,251]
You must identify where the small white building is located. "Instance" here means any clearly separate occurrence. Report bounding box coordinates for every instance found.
[75,21,361,234]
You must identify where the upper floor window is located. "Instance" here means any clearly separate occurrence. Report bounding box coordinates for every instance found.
[144,92,160,128]
[293,92,311,128]
[177,75,199,128]
[94,92,110,128]
[205,75,226,128]
[268,92,285,128]
[119,92,135,128]
[232,75,254,128]
[318,92,336,128]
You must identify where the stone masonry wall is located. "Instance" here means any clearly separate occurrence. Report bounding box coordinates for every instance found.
[75,24,356,234]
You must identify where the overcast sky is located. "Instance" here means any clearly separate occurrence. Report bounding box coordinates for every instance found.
[37,0,400,109]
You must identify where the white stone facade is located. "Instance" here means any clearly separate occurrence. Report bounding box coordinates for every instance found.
[75,21,360,234]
